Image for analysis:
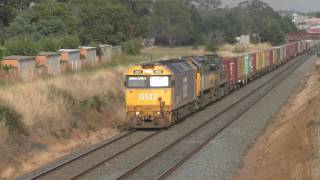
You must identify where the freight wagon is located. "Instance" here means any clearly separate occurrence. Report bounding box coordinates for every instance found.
[125,40,319,128]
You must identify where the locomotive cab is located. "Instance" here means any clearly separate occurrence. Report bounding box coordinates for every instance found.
[125,64,174,128]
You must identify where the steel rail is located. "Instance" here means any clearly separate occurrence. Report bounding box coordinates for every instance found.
[116,52,314,180]
[28,131,136,179]
[70,130,162,179]
[155,52,311,180]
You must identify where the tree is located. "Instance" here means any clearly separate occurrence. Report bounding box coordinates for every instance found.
[0,22,5,44]
[0,0,33,26]
[5,36,39,56]
[74,0,129,45]
[120,0,154,38]
[153,0,195,46]
[59,35,80,49]
[261,19,285,45]
[6,15,38,39]
[6,0,76,40]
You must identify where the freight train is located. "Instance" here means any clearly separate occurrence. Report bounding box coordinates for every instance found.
[124,40,319,128]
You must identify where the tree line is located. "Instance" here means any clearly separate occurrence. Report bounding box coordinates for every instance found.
[0,0,297,56]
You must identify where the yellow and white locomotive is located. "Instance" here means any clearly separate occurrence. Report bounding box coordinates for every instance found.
[125,56,227,128]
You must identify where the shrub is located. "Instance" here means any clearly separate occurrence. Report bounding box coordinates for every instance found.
[0,105,25,135]
[5,36,40,56]
[233,45,247,53]
[0,47,5,59]
[60,35,80,49]
[121,39,143,55]
[39,37,61,52]
[205,43,219,53]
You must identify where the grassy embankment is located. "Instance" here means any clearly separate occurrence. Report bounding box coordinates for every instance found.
[0,44,271,178]
[0,46,210,178]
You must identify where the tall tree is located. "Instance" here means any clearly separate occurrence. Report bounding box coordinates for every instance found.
[153,0,195,46]
[120,0,154,38]
[6,0,76,39]
[74,0,129,44]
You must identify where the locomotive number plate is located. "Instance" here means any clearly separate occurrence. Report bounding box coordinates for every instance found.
[138,94,158,101]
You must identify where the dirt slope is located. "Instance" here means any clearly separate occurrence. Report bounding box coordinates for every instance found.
[234,59,320,180]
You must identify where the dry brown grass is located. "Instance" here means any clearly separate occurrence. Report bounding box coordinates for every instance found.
[0,67,127,178]
[218,43,272,57]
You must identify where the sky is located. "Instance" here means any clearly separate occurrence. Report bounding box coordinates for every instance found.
[223,0,320,12]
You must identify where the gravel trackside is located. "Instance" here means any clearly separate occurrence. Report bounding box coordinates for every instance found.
[168,55,317,180]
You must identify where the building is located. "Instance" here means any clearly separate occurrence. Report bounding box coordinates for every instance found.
[36,52,61,75]
[79,46,97,65]
[2,55,36,79]
[304,17,320,26]
[98,44,112,63]
[236,35,250,44]
[59,49,81,71]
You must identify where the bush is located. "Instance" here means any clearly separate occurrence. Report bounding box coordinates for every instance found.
[121,39,143,55]
[0,47,5,59]
[39,37,61,52]
[0,105,25,135]
[5,36,40,56]
[233,45,247,53]
[60,35,80,49]
[205,43,219,53]
[4,35,82,56]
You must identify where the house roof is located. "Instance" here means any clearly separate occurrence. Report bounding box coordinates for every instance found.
[38,52,60,56]
[59,49,79,53]
[3,55,35,61]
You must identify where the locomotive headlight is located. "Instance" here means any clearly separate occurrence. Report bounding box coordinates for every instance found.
[136,112,140,116]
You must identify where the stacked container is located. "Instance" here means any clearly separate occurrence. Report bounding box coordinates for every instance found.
[236,56,245,82]
[223,57,238,86]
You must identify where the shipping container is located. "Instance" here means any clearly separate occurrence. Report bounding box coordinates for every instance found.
[256,52,263,72]
[80,46,97,65]
[272,48,278,65]
[250,52,257,76]
[266,49,273,68]
[236,55,245,82]
[243,53,251,78]
[263,50,269,69]
[99,44,112,63]
[2,55,36,79]
[59,49,81,71]
[112,46,122,57]
[223,57,238,86]
[36,52,61,75]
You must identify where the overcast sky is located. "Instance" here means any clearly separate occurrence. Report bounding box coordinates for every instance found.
[223,0,320,12]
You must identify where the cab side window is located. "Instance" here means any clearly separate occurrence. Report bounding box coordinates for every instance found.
[210,64,217,71]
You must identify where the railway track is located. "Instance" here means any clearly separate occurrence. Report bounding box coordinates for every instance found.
[24,51,315,180]
[116,52,315,180]
[26,130,162,180]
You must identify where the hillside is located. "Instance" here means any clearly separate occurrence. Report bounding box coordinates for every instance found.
[234,59,320,179]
